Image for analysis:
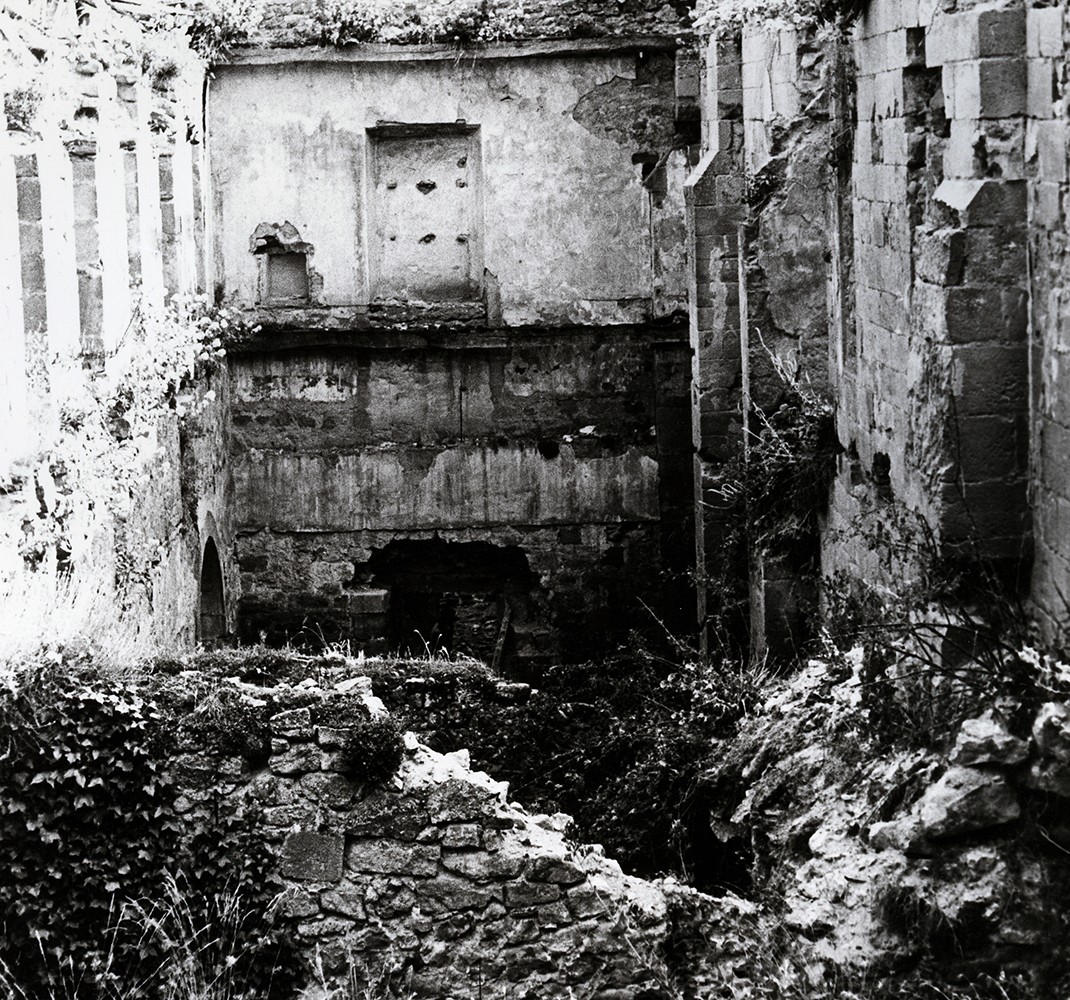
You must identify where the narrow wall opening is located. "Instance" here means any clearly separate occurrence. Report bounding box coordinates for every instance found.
[198,537,225,643]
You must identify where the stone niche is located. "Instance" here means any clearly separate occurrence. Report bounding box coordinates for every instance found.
[367,124,484,304]
[250,221,314,305]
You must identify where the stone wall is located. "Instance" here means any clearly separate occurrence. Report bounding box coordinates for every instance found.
[228,331,693,670]
[689,0,1066,648]
[0,9,235,649]
[825,0,1032,585]
[173,675,755,1000]
[685,22,832,654]
[208,41,697,667]
[1027,3,1070,644]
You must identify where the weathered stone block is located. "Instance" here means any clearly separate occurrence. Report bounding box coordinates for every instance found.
[271,742,321,775]
[316,726,352,749]
[428,779,501,824]
[565,883,609,919]
[927,13,979,67]
[279,888,320,918]
[951,710,1029,767]
[346,793,429,839]
[299,771,357,807]
[349,587,390,614]
[1027,60,1057,120]
[442,823,481,848]
[281,831,344,882]
[915,229,966,286]
[503,917,541,945]
[917,767,1020,839]
[950,343,1028,414]
[933,179,1026,228]
[504,881,561,909]
[271,707,314,739]
[535,900,572,928]
[441,850,524,882]
[945,287,1026,344]
[1027,7,1064,58]
[977,8,1026,58]
[954,414,1026,482]
[320,882,367,918]
[297,917,353,938]
[347,838,439,877]
[421,873,502,913]
[977,57,1027,119]
[526,856,586,886]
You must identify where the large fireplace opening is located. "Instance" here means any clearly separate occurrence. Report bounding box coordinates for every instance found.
[365,539,547,677]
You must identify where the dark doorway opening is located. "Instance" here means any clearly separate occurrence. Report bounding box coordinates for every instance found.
[366,538,547,677]
[198,538,225,643]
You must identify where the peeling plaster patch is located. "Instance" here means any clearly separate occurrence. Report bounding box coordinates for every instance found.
[569,62,675,156]
[250,220,313,256]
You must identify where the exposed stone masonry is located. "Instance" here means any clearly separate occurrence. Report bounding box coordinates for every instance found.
[689,0,1070,649]
[172,677,754,1000]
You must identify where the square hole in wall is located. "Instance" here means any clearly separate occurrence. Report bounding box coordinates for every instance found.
[368,124,483,303]
[265,251,309,303]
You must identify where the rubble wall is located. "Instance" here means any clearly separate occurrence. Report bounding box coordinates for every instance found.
[173,677,754,1000]
[228,332,694,668]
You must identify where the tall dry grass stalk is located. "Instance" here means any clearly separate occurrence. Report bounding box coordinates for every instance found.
[0,876,285,1000]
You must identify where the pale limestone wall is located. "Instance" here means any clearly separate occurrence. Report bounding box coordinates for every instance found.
[0,13,234,649]
[689,0,1059,643]
[826,0,1031,587]
[207,45,690,328]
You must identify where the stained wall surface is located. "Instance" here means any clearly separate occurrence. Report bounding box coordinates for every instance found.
[209,46,689,327]
[1027,3,1070,644]
[209,43,696,667]
[689,0,1067,649]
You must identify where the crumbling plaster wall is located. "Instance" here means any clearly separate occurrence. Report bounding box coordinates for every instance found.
[0,17,237,649]
[1027,3,1070,645]
[210,42,697,662]
[208,45,689,327]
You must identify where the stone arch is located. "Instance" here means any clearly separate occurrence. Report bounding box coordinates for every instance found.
[198,537,226,643]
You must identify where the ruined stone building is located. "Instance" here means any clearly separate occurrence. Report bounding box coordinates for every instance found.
[209,25,700,671]
[1,0,1068,662]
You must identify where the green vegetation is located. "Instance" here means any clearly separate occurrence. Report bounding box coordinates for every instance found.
[0,663,298,1000]
[308,0,524,46]
[695,0,864,31]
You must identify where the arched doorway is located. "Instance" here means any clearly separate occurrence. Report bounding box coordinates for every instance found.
[198,538,225,643]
